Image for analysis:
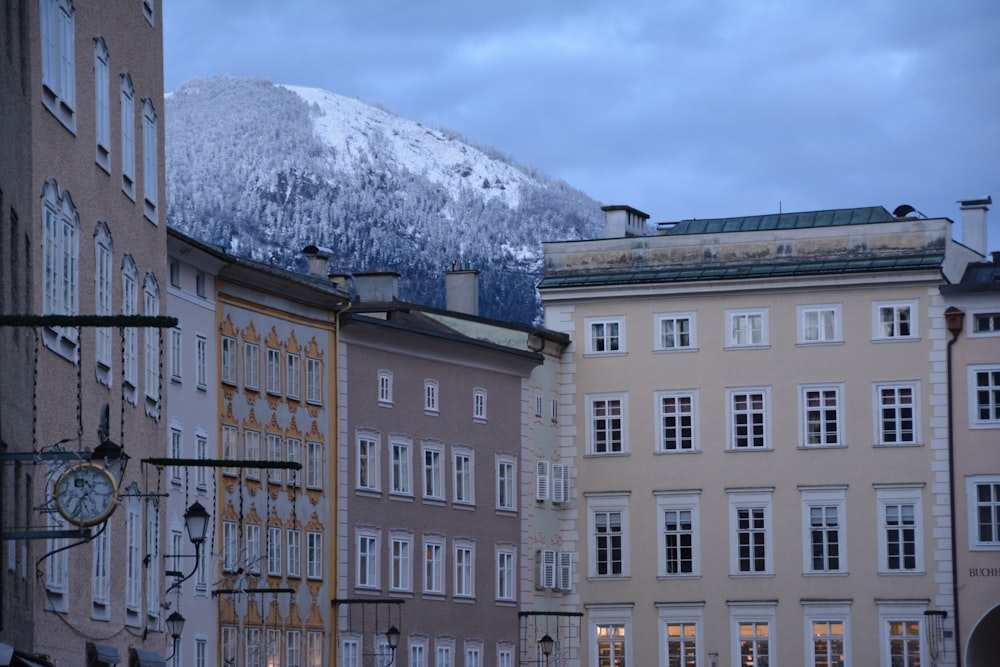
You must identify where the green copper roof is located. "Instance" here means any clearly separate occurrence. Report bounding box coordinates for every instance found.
[664,206,895,235]
[538,253,944,289]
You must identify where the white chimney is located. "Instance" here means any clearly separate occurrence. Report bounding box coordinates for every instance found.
[602,205,650,238]
[354,272,399,303]
[301,244,334,277]
[445,262,479,316]
[959,196,991,256]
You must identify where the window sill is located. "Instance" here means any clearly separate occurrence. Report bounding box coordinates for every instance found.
[877,570,926,576]
[356,488,382,498]
[655,448,700,455]
[584,451,630,458]
[728,572,775,579]
[422,498,446,507]
[495,508,517,517]
[452,502,476,511]
[653,346,699,354]
[583,351,627,358]
[724,344,771,351]
[795,340,844,347]
[389,494,414,503]
[871,337,921,344]
[873,442,923,448]
[657,573,701,581]
[587,575,631,582]
[802,571,849,577]
[798,444,848,451]
[726,447,774,453]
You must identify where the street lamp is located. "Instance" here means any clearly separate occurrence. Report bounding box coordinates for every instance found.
[384,626,401,666]
[165,501,210,594]
[539,634,554,666]
[165,610,185,661]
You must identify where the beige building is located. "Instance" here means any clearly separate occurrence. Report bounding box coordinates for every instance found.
[539,204,984,667]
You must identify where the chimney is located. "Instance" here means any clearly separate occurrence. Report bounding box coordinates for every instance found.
[354,272,399,303]
[959,196,991,256]
[445,262,479,316]
[301,245,334,277]
[602,205,650,238]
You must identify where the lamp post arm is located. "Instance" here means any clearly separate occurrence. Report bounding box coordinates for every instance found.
[165,542,201,596]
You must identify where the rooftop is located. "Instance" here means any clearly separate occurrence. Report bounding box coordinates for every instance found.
[662,206,897,235]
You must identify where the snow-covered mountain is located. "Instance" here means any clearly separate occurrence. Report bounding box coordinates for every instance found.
[165,76,603,323]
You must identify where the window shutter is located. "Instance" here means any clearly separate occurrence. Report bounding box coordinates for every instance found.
[552,464,569,504]
[535,460,549,501]
[557,551,573,591]
[542,550,556,589]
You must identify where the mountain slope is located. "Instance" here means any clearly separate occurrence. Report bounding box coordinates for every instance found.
[165,76,604,323]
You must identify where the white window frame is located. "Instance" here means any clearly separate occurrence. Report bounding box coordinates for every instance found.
[970,310,1000,336]
[40,0,76,130]
[91,520,111,613]
[435,640,454,667]
[655,311,696,351]
[729,602,776,667]
[169,327,182,382]
[473,387,487,421]
[267,434,282,483]
[220,335,236,385]
[169,425,183,484]
[873,382,920,445]
[453,540,474,598]
[423,536,444,594]
[41,180,80,356]
[122,257,138,397]
[586,316,625,355]
[120,73,135,199]
[496,456,516,511]
[221,425,238,476]
[968,364,1000,428]
[195,334,208,389]
[587,493,630,578]
[244,429,261,481]
[306,356,322,404]
[464,643,482,667]
[496,547,515,601]
[873,300,918,340]
[194,431,208,489]
[876,484,924,574]
[587,393,628,455]
[552,463,570,504]
[536,460,550,501]
[267,525,282,577]
[141,98,158,220]
[423,443,444,500]
[409,639,427,667]
[357,433,380,492]
[497,645,513,667]
[656,390,698,452]
[588,607,632,667]
[307,631,323,667]
[266,346,282,395]
[307,531,323,580]
[244,342,259,390]
[800,486,847,574]
[798,303,842,344]
[94,221,113,381]
[453,447,474,505]
[728,488,774,576]
[357,529,380,590]
[125,499,142,617]
[657,604,704,667]
[877,601,927,667]
[306,440,323,490]
[656,491,700,578]
[390,533,412,592]
[727,308,768,348]
[800,383,844,448]
[802,602,851,667]
[287,528,301,578]
[245,523,261,575]
[967,475,1000,550]
[534,392,543,418]
[287,352,300,399]
[145,498,159,627]
[391,439,412,496]
[424,379,439,414]
[727,387,771,450]
[143,275,161,407]
[286,437,301,487]
[378,370,393,405]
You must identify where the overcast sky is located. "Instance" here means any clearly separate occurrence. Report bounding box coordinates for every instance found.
[163,0,1000,249]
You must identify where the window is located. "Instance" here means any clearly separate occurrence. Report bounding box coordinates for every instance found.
[473,387,487,420]
[728,489,773,575]
[287,529,301,578]
[222,521,238,572]
[306,441,323,489]
[244,342,259,390]
[221,335,236,385]
[969,365,1000,426]
[588,394,627,455]
[497,647,513,667]
[357,530,379,589]
[727,309,768,347]
[729,604,775,667]
[656,312,695,350]
[125,501,141,614]
[143,275,161,405]
[657,391,697,452]
[454,542,474,598]
[267,526,281,576]
[878,603,925,667]
[221,425,238,476]
[145,498,159,625]
[552,463,570,504]
[800,487,847,574]
[341,638,359,667]
[286,630,301,667]
[41,180,79,353]
[801,384,842,447]
[390,535,412,591]
[967,476,1000,549]
[267,347,281,394]
[40,0,75,129]
[169,328,182,381]
[497,457,515,511]
[221,627,237,666]
[357,434,379,491]
[874,382,918,445]
[246,523,261,575]
[496,548,515,600]
[876,485,923,573]
[389,440,411,495]
[287,353,300,399]
[874,301,917,339]
[120,74,135,198]
[195,432,207,488]
[287,437,301,487]
[588,495,629,577]
[122,257,138,392]
[424,537,444,594]
[247,628,261,667]
[465,645,481,667]
[803,603,850,667]
[453,449,474,504]
[195,335,207,389]
[728,388,770,450]
[266,630,280,667]
[142,0,154,24]
[659,606,702,667]
[423,444,443,500]
[92,521,110,610]
[435,642,453,667]
[307,632,323,667]
[195,638,207,667]
[306,356,322,403]
[141,98,158,218]
[972,311,1000,334]
[378,370,393,404]
[657,492,700,577]
[534,392,543,417]
[798,304,841,343]
[590,609,631,667]
[94,222,113,378]
[536,460,549,501]
[587,317,624,354]
[307,531,323,579]
[267,434,282,483]
[245,430,261,480]
[169,427,182,484]
[551,396,559,423]
[409,641,426,667]
[536,549,556,589]
[424,379,439,413]
[195,270,205,297]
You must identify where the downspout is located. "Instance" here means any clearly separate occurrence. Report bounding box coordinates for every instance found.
[944,306,964,667]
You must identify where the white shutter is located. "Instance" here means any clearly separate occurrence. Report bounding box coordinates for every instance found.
[542,549,556,589]
[535,460,549,501]
[557,551,573,591]
[552,464,569,504]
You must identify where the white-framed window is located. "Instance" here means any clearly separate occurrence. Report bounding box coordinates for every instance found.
[267,526,282,576]
[876,484,924,573]
[266,629,280,667]
[552,463,570,504]
[969,364,1000,427]
[306,440,323,489]
[41,180,79,354]
[391,439,412,496]
[465,644,482,667]
[306,356,322,404]
[536,549,556,589]
[473,387,487,421]
[967,475,1000,550]
[357,433,379,492]
[877,602,926,667]
[435,640,453,667]
[534,392,543,417]
[424,379,439,414]
[286,630,300,667]
[496,547,515,601]
[244,430,261,481]
[341,636,359,667]
[454,448,474,504]
[424,536,444,594]
[587,316,625,354]
[146,497,160,625]
[196,638,207,667]
[143,275,161,406]
[287,529,301,578]
[656,491,700,577]
[122,256,138,395]
[496,456,516,511]
[409,639,427,667]
[221,626,237,666]
[246,627,261,667]
[378,369,393,405]
[141,98,158,219]
[728,488,773,576]
[94,221,113,380]
[307,632,323,667]
[286,437,301,487]
[195,334,207,389]
[800,486,847,574]
[120,73,135,198]
[244,342,259,390]
[91,520,111,611]
[267,434,282,483]
[125,499,142,615]
[169,328,182,381]
[589,607,632,667]
[588,393,627,455]
[40,0,75,130]
[874,382,919,445]
[287,352,300,399]
[971,311,1000,335]
[390,533,412,591]
[874,300,917,340]
[44,507,68,608]
[497,645,513,667]
[551,396,559,423]
[656,312,696,351]
[220,335,236,385]
[423,443,444,500]
[168,259,180,287]
[658,604,703,667]
[242,523,261,576]
[536,460,549,501]
[728,387,770,450]
[801,383,843,447]
[588,494,629,577]
[266,346,282,395]
[798,304,842,344]
[195,270,206,297]
[727,308,768,347]
[169,426,182,484]
[357,529,379,589]
[195,431,207,489]
[307,531,323,579]
[656,390,697,452]
[454,541,474,598]
[221,424,238,476]
[729,602,776,667]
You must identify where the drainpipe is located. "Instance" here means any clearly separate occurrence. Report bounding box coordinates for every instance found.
[944,306,965,667]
